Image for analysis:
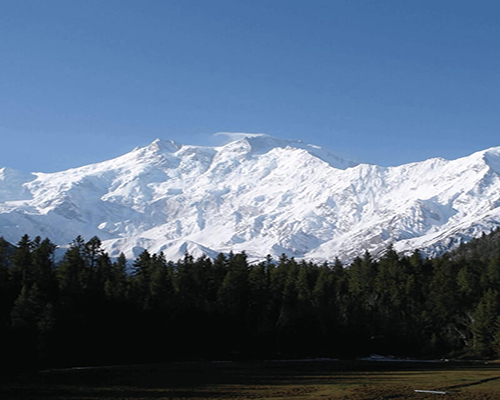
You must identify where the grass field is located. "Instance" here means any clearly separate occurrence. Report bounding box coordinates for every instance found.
[1,359,500,399]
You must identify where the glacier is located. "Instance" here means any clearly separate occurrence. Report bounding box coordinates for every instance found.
[1,133,500,262]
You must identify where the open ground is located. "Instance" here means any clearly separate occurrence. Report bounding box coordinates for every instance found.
[1,359,500,399]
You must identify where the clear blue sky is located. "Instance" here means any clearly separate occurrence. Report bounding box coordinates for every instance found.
[1,0,499,172]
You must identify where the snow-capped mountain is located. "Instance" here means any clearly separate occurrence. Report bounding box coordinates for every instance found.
[1,133,500,262]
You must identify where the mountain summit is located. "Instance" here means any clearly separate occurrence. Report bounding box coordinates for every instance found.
[1,134,500,262]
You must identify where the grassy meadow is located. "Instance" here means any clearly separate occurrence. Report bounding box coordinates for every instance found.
[1,359,500,399]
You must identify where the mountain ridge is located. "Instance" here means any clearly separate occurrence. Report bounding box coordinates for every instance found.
[1,134,500,262]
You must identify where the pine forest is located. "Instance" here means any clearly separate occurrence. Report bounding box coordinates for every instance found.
[2,229,500,370]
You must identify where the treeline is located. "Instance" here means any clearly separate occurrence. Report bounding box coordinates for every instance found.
[2,230,500,370]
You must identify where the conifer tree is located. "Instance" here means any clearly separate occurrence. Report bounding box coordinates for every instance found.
[11,283,44,330]
[9,283,47,366]
[485,255,500,291]
[267,254,290,324]
[56,236,86,296]
[218,251,249,317]
[311,262,336,346]
[176,252,205,310]
[130,250,153,308]
[472,289,500,355]
[149,252,173,310]
[30,237,57,299]
[0,237,13,327]
[0,237,11,285]
[208,253,228,303]
[104,253,128,300]
[11,234,33,288]
[276,257,299,329]
[247,261,271,331]
[36,301,57,363]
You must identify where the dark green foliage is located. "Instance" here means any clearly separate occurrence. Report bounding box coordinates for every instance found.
[218,251,248,317]
[3,228,500,371]
[472,289,500,356]
[56,235,86,296]
[11,234,33,288]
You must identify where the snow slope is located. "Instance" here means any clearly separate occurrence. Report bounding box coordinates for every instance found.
[1,133,500,262]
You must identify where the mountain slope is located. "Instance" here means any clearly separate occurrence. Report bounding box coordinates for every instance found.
[1,134,500,261]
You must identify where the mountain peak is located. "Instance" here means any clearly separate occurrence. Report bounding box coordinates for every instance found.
[482,146,500,174]
[0,167,35,202]
[214,132,358,169]
[147,138,182,153]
